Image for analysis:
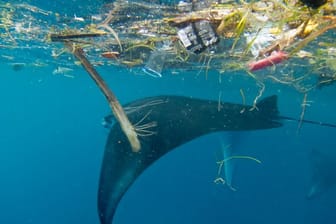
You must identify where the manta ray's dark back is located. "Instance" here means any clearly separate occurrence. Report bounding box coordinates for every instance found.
[98,95,282,224]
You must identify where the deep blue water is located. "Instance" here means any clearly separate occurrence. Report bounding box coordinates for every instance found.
[1,1,336,224]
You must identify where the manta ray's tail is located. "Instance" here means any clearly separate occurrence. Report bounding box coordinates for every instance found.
[254,95,336,129]
[279,115,336,129]
[256,95,336,129]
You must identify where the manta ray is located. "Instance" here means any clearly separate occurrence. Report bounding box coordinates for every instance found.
[306,149,336,199]
[97,95,334,224]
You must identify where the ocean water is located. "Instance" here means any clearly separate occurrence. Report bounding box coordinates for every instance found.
[1,1,336,224]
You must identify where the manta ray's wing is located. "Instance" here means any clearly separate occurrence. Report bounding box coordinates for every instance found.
[306,149,336,199]
[98,95,282,224]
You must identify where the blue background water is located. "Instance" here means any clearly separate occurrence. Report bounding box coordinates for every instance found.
[1,1,336,224]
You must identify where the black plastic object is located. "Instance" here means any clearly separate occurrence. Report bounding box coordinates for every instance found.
[300,0,327,8]
[194,20,219,48]
[177,20,219,53]
[177,23,204,53]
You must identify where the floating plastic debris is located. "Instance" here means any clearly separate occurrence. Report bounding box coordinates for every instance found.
[248,51,289,71]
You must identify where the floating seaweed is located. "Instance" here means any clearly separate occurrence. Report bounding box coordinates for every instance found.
[1,0,336,127]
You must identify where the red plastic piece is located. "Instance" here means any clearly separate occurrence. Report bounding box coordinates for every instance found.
[248,51,288,71]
